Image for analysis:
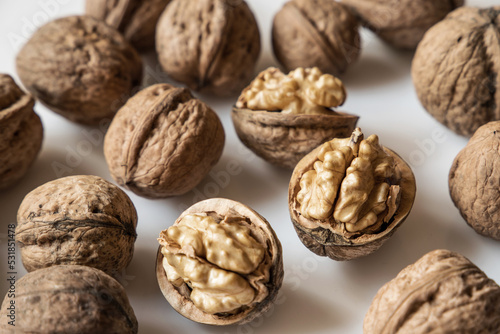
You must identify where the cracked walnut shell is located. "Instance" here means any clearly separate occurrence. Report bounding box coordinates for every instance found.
[449,121,500,240]
[156,198,283,325]
[0,74,43,190]
[16,175,138,277]
[364,249,500,333]
[104,83,224,198]
[289,128,416,260]
[412,7,500,136]
[0,265,138,334]
[16,15,143,125]
[156,0,260,96]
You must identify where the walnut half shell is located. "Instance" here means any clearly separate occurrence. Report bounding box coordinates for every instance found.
[156,198,283,325]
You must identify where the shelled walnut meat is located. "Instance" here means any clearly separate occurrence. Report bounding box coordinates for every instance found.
[16,175,138,277]
[273,0,361,76]
[412,6,500,136]
[0,74,43,190]
[156,0,260,96]
[16,15,143,125]
[449,121,500,240]
[342,0,464,50]
[104,83,224,198]
[86,0,171,50]
[232,67,359,169]
[364,249,500,333]
[156,198,283,325]
[289,128,416,260]
[0,265,138,334]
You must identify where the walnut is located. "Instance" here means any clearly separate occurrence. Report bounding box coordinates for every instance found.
[412,7,500,137]
[232,67,358,169]
[342,0,464,50]
[156,198,283,325]
[0,74,43,189]
[0,265,138,333]
[289,128,416,260]
[16,175,138,277]
[16,15,143,125]
[272,0,361,76]
[449,121,500,240]
[364,249,500,333]
[86,0,171,50]
[104,83,224,198]
[156,0,260,96]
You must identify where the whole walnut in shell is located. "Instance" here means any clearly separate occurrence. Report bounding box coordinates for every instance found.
[16,15,143,125]
[342,0,464,50]
[272,0,361,76]
[449,121,500,240]
[0,265,138,333]
[156,198,283,325]
[364,249,500,333]
[86,0,171,50]
[0,74,43,190]
[412,6,500,136]
[16,175,138,277]
[289,128,416,260]
[156,0,260,96]
[104,83,224,198]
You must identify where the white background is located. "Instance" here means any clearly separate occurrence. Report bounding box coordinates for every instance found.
[1,0,500,333]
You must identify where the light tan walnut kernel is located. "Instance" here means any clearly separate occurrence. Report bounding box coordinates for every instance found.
[236,67,346,115]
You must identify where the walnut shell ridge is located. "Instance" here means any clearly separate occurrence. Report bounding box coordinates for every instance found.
[16,15,143,125]
[156,0,261,96]
[16,175,138,277]
[86,0,171,50]
[412,7,500,136]
[0,265,138,334]
[272,0,361,76]
[104,83,225,198]
[364,249,500,333]
[449,121,500,240]
[0,74,43,189]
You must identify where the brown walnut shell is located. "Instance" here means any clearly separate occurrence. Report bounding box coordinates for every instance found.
[104,83,225,198]
[16,175,138,277]
[412,7,500,136]
[449,121,500,240]
[16,15,143,125]
[86,0,171,50]
[156,198,283,325]
[272,0,361,76]
[156,0,260,96]
[0,74,43,189]
[342,0,464,50]
[232,107,359,169]
[288,143,416,260]
[364,249,500,333]
[0,265,138,333]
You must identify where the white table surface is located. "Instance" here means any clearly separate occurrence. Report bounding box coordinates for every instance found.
[1,1,499,333]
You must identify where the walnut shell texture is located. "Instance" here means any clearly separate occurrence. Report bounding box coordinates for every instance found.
[412,7,500,136]
[289,143,416,260]
[272,0,361,76]
[0,74,43,189]
[16,15,143,125]
[86,0,171,50]
[16,175,138,276]
[232,107,359,169]
[0,265,138,334]
[449,121,500,240]
[342,0,464,50]
[364,249,500,333]
[156,198,283,325]
[104,84,225,198]
[156,0,261,96]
